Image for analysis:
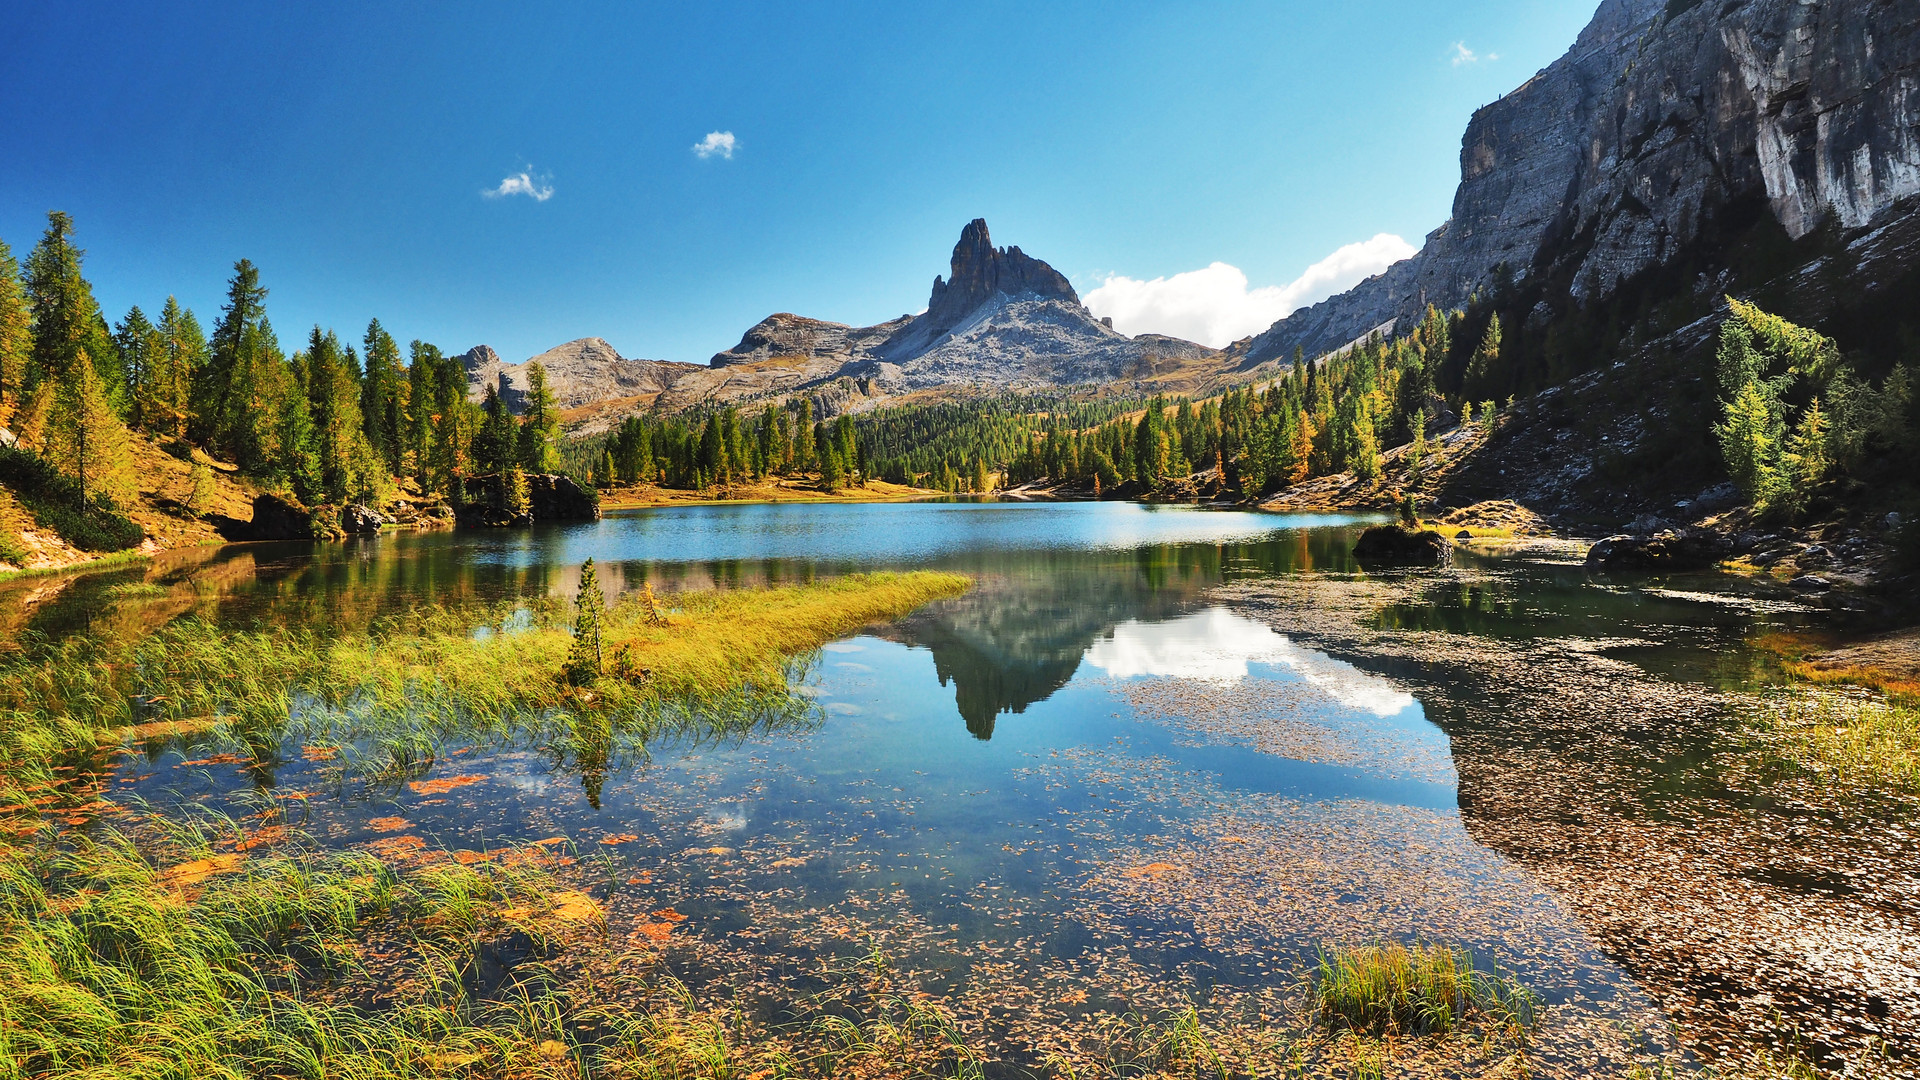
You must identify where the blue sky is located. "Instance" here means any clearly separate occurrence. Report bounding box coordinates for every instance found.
[1,1,1595,363]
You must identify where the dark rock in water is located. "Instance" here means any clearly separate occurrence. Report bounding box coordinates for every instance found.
[1585,530,1730,570]
[530,473,600,521]
[1790,574,1833,591]
[1456,529,1473,539]
[342,504,389,535]
[1353,525,1451,565]
[458,473,600,527]
[248,492,315,541]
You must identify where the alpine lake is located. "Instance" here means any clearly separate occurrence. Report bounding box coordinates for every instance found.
[6,501,1915,1078]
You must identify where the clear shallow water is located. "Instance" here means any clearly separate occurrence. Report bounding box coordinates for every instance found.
[16,500,1859,1071]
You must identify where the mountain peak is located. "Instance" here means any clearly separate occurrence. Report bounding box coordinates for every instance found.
[927,218,1078,323]
[881,219,1081,363]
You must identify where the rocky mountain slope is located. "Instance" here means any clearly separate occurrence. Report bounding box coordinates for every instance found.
[461,338,699,412]
[1241,0,1920,365]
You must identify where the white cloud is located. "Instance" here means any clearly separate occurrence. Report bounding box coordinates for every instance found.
[692,131,737,160]
[484,170,553,201]
[1082,233,1418,348]
[1451,41,1497,65]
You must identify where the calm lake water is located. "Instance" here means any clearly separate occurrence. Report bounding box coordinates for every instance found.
[16,500,1900,1074]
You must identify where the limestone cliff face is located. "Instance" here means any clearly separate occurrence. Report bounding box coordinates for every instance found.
[1245,0,1920,363]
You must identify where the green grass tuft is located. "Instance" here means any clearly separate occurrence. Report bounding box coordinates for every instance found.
[1310,942,1540,1037]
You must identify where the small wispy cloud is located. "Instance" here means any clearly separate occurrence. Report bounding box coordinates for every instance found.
[692,131,737,160]
[1451,41,1497,66]
[484,170,554,201]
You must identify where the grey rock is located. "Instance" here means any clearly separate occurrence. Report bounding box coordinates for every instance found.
[461,339,700,411]
[1240,0,1920,365]
[1789,574,1833,591]
[341,504,388,535]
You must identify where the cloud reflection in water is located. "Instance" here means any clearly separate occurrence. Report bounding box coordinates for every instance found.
[1082,607,1415,717]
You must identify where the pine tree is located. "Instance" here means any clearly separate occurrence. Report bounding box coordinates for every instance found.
[278,350,320,503]
[44,349,137,508]
[304,327,372,502]
[1462,314,1501,404]
[114,305,163,433]
[24,213,119,409]
[518,360,561,472]
[565,558,605,685]
[406,341,440,490]
[154,298,205,440]
[474,381,517,473]
[430,348,472,496]
[0,238,28,415]
[361,319,405,475]
[197,260,271,463]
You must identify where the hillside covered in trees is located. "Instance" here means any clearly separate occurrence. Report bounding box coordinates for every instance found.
[0,211,572,569]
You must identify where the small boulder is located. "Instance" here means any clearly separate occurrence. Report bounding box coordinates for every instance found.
[342,504,389,535]
[1353,525,1450,565]
[1789,574,1833,591]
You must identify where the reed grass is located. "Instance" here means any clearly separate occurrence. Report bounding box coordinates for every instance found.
[1310,942,1540,1038]
[1757,693,1920,790]
[0,814,604,1080]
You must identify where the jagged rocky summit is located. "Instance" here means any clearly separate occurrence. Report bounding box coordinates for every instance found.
[1241,0,1920,364]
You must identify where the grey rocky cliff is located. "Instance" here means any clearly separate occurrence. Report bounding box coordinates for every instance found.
[1244,0,1920,364]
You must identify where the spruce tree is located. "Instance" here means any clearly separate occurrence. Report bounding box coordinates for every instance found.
[155,298,204,440]
[114,305,162,433]
[361,319,405,474]
[198,260,270,462]
[474,382,517,473]
[518,361,561,472]
[44,349,137,508]
[0,238,28,415]
[278,350,321,503]
[565,558,605,685]
[24,213,119,409]
[406,341,440,490]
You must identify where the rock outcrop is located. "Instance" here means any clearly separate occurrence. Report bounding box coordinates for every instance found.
[247,492,315,541]
[708,313,909,368]
[1586,529,1731,571]
[461,338,700,411]
[457,473,600,527]
[1242,0,1920,365]
[1351,525,1451,565]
